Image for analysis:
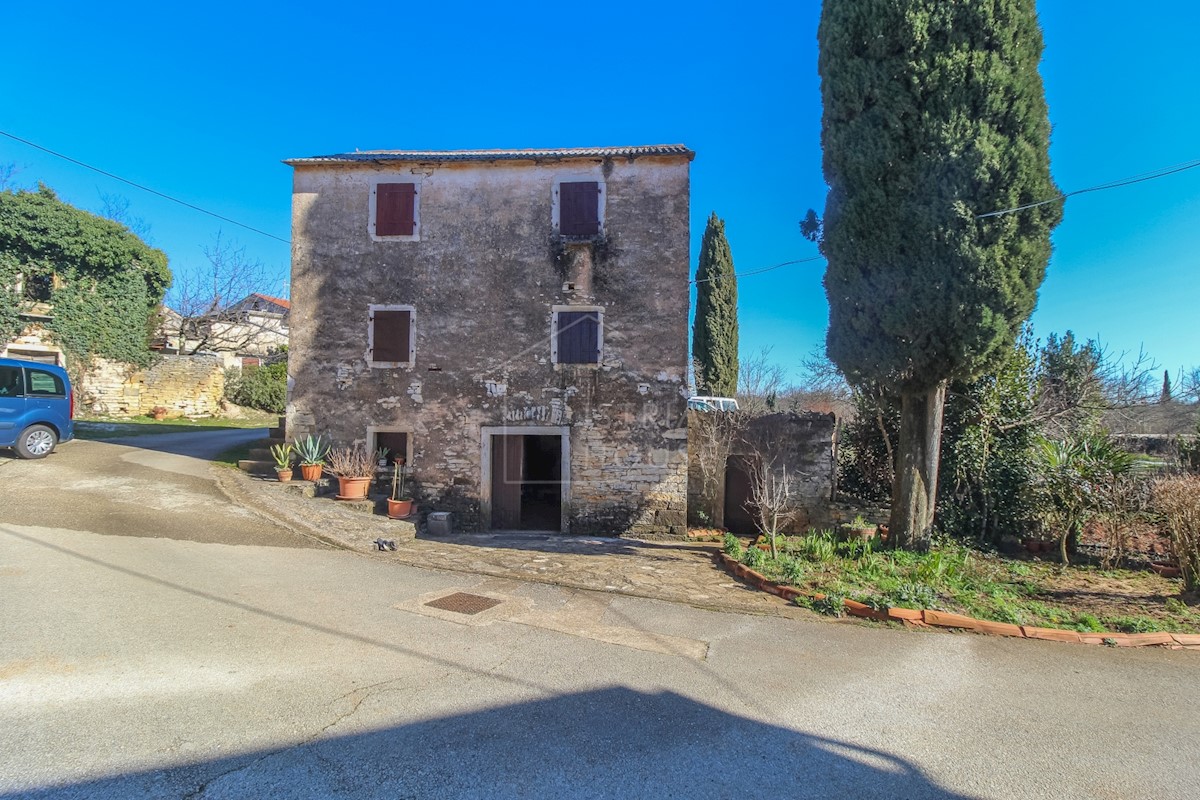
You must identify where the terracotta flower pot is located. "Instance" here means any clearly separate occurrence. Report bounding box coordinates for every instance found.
[276,468,293,483]
[299,463,323,482]
[336,476,371,500]
[387,498,414,519]
[1150,562,1182,579]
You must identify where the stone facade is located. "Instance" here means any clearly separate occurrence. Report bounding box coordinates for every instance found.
[78,355,225,417]
[285,146,693,536]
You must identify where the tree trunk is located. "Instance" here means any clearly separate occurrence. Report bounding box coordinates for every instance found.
[890,382,947,551]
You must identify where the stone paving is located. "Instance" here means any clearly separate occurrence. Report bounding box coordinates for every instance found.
[215,468,809,619]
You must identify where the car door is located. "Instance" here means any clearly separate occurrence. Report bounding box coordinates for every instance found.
[0,365,28,444]
[23,367,67,428]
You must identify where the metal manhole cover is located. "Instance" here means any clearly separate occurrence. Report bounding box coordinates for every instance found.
[424,592,502,615]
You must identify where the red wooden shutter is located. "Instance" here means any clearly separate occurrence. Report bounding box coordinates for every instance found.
[557,311,599,364]
[559,181,599,236]
[376,183,416,236]
[371,309,411,362]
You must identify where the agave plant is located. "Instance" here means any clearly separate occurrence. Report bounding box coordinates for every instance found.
[293,434,329,466]
[269,443,294,470]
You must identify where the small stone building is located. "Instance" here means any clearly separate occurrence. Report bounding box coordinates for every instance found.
[688,411,837,535]
[284,145,693,536]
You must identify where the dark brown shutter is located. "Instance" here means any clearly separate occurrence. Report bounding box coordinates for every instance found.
[371,309,411,362]
[559,181,599,236]
[491,435,523,529]
[376,183,416,236]
[557,311,599,364]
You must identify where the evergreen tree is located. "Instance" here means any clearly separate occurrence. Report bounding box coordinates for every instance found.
[816,1,1061,549]
[692,212,739,397]
[1161,370,1173,403]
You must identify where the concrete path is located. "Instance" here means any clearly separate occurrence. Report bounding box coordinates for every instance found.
[217,469,802,617]
[1,432,1198,798]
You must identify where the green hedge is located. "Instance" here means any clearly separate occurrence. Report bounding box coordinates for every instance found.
[225,358,286,413]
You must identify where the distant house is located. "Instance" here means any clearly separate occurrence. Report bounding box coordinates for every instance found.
[283,145,693,536]
[160,292,290,366]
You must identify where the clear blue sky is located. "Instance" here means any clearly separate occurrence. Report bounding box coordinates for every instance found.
[2,1,1197,381]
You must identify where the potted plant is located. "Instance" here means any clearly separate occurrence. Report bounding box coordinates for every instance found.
[270,443,294,482]
[325,445,376,500]
[846,514,875,542]
[294,434,329,482]
[387,459,414,519]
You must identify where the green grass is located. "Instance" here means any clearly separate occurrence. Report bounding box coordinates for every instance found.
[75,413,277,440]
[741,531,1200,634]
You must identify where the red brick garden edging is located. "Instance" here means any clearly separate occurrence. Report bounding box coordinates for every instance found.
[716,553,1200,650]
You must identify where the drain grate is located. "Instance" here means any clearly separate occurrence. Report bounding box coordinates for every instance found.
[424,592,502,615]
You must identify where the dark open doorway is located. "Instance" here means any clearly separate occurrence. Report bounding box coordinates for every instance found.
[490,434,563,531]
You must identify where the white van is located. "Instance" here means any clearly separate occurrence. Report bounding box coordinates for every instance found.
[686,396,740,412]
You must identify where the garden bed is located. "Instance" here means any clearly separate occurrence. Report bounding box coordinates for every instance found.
[718,531,1200,635]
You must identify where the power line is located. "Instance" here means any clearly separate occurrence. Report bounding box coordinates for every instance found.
[691,255,823,285]
[0,129,291,244]
[977,157,1200,219]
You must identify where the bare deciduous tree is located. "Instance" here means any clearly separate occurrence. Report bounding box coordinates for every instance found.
[98,192,154,242]
[746,449,802,559]
[689,407,748,528]
[167,232,286,355]
[737,346,790,416]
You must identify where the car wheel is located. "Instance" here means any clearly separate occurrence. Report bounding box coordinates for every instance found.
[16,424,57,459]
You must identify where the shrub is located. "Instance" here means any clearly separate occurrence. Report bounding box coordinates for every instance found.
[780,557,806,585]
[722,532,744,559]
[884,582,939,610]
[742,546,767,571]
[225,358,287,413]
[1153,475,1200,591]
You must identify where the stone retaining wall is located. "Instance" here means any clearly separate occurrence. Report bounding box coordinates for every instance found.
[78,355,225,417]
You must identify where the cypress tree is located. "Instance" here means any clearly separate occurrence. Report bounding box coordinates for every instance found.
[692,212,739,397]
[1162,370,1173,403]
[817,0,1061,549]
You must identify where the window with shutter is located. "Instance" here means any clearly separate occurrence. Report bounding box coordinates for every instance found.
[557,181,601,236]
[372,181,418,239]
[553,308,602,365]
[367,305,415,367]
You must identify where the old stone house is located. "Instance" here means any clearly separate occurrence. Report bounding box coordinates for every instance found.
[284,145,693,536]
[160,292,291,367]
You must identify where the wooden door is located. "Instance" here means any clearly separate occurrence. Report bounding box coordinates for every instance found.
[491,435,523,529]
[723,455,757,536]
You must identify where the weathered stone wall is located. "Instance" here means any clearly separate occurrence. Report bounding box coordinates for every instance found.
[287,154,691,536]
[688,411,837,533]
[79,355,225,417]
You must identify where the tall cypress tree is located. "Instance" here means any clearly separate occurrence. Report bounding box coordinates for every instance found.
[692,212,739,397]
[817,1,1061,549]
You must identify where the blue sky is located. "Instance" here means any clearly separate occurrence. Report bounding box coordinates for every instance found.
[2,1,1197,382]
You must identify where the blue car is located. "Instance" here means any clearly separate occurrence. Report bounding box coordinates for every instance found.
[0,357,75,459]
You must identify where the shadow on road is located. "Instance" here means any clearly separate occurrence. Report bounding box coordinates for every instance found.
[89,427,270,459]
[418,531,718,560]
[0,527,978,799]
[4,687,977,799]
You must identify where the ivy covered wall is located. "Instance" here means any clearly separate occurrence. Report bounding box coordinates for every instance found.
[0,184,171,369]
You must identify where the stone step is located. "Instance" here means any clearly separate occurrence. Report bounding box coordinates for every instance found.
[247,447,274,459]
[238,459,276,476]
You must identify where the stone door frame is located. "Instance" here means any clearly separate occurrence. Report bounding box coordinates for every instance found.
[480,425,571,533]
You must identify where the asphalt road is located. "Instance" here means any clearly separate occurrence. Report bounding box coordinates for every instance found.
[1,432,1198,799]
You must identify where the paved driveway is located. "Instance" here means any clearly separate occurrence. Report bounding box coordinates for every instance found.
[0,432,1197,799]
